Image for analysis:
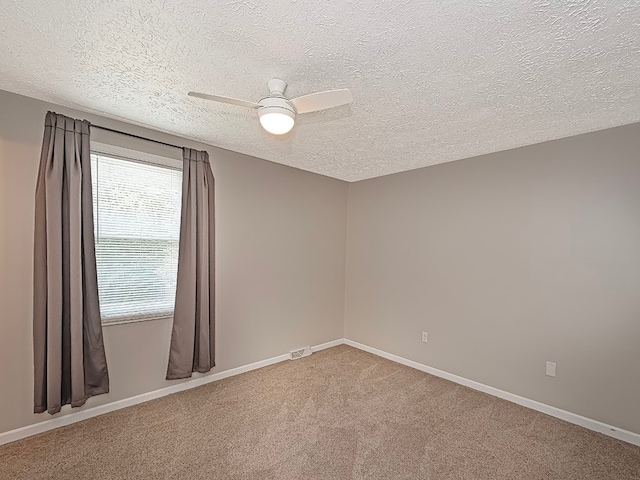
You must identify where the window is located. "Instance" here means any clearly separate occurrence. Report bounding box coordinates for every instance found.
[91,150,182,325]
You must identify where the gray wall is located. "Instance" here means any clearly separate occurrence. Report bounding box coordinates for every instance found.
[345,123,640,434]
[0,90,348,435]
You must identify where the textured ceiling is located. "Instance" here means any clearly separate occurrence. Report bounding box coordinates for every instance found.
[1,1,640,181]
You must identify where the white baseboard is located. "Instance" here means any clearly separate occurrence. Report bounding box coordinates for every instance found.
[0,338,343,446]
[311,338,344,352]
[344,338,640,447]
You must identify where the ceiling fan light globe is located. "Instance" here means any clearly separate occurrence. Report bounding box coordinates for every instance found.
[258,108,295,135]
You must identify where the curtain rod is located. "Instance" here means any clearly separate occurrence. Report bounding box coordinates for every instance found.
[90,124,183,150]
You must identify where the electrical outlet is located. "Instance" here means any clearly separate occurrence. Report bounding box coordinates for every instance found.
[546,361,556,377]
[421,331,428,343]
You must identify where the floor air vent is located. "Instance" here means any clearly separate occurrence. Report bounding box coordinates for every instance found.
[290,346,312,360]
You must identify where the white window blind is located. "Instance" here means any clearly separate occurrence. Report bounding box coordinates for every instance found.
[91,153,182,325]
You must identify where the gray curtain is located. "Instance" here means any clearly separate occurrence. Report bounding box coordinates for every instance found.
[33,112,109,414]
[167,148,215,379]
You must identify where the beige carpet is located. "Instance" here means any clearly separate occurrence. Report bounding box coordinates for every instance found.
[1,345,639,479]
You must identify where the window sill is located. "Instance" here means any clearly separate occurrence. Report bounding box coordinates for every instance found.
[101,313,173,327]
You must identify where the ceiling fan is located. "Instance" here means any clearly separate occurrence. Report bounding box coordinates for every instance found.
[188,79,353,135]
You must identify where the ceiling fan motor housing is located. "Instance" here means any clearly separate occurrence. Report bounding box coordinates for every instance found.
[258,96,297,119]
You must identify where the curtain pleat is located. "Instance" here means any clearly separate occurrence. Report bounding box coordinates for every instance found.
[166,148,215,379]
[33,112,109,414]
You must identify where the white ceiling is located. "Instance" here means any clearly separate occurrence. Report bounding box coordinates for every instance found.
[1,1,639,181]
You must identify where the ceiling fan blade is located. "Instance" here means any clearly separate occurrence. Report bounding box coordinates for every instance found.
[290,89,353,114]
[188,92,259,109]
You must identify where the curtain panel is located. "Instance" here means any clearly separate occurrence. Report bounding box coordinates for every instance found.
[33,112,109,414]
[167,148,215,379]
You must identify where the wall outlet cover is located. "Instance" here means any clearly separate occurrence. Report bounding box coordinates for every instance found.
[546,361,557,377]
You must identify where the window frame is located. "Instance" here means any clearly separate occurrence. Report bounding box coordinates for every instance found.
[90,141,183,327]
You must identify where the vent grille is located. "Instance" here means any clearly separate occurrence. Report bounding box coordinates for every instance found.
[290,346,312,360]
